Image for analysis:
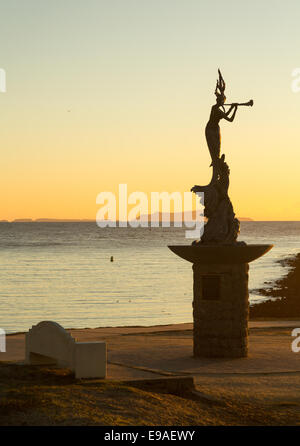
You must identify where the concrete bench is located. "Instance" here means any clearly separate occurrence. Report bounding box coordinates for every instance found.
[25,321,106,379]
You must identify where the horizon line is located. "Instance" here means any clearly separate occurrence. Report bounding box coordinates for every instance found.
[2,218,300,223]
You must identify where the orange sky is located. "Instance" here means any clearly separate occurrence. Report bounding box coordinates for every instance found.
[1,1,300,221]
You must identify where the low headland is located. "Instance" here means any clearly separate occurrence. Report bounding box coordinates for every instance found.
[250,253,300,319]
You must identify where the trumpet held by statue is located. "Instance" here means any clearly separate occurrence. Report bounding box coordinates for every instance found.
[224,99,254,107]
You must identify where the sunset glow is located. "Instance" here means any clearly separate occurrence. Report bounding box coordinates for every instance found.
[0,0,299,221]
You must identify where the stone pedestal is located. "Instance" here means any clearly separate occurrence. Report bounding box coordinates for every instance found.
[193,262,249,358]
[168,244,273,359]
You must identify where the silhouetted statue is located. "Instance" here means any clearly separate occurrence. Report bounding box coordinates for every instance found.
[191,69,253,244]
[205,70,238,167]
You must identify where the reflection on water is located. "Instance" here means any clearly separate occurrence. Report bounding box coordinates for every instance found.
[0,221,299,333]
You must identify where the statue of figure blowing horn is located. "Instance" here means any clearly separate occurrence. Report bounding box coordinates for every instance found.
[191,69,253,244]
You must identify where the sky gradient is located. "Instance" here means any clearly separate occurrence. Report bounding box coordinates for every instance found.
[0,0,300,220]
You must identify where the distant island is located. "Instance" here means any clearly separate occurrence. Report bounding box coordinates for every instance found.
[1,215,254,223]
[6,218,95,222]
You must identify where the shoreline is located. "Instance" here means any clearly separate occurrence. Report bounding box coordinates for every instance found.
[6,317,300,337]
[250,253,300,318]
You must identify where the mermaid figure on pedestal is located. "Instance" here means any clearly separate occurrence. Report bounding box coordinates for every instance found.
[191,70,253,244]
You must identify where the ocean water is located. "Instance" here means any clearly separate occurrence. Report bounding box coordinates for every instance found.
[0,221,300,334]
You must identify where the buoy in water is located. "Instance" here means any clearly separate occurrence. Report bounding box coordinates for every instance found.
[110,256,114,262]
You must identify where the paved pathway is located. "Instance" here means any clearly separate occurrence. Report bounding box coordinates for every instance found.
[1,321,300,380]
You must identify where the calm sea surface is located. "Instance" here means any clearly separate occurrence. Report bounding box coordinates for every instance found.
[1,221,300,333]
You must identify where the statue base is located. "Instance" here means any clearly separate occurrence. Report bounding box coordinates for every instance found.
[168,244,273,358]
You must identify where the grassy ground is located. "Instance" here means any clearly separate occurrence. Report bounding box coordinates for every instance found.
[1,363,299,426]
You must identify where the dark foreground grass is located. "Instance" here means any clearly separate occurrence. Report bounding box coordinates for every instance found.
[0,363,299,426]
